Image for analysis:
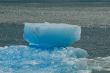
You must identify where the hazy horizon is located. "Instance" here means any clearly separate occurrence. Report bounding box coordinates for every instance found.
[0,0,110,3]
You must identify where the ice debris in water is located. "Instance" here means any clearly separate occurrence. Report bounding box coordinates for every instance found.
[23,22,81,49]
[0,45,90,73]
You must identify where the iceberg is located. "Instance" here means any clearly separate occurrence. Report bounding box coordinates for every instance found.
[0,22,102,73]
[23,22,81,49]
[0,22,110,73]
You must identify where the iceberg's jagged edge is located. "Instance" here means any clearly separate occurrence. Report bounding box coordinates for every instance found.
[0,45,110,73]
[0,45,91,73]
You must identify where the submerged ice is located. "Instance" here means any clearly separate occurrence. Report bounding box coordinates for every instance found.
[0,22,109,73]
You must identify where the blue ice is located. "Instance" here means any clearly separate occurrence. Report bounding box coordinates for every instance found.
[0,46,89,73]
[23,22,81,49]
[0,22,92,73]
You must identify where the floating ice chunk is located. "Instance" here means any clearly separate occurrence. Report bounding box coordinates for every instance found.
[23,22,81,49]
[66,47,88,58]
